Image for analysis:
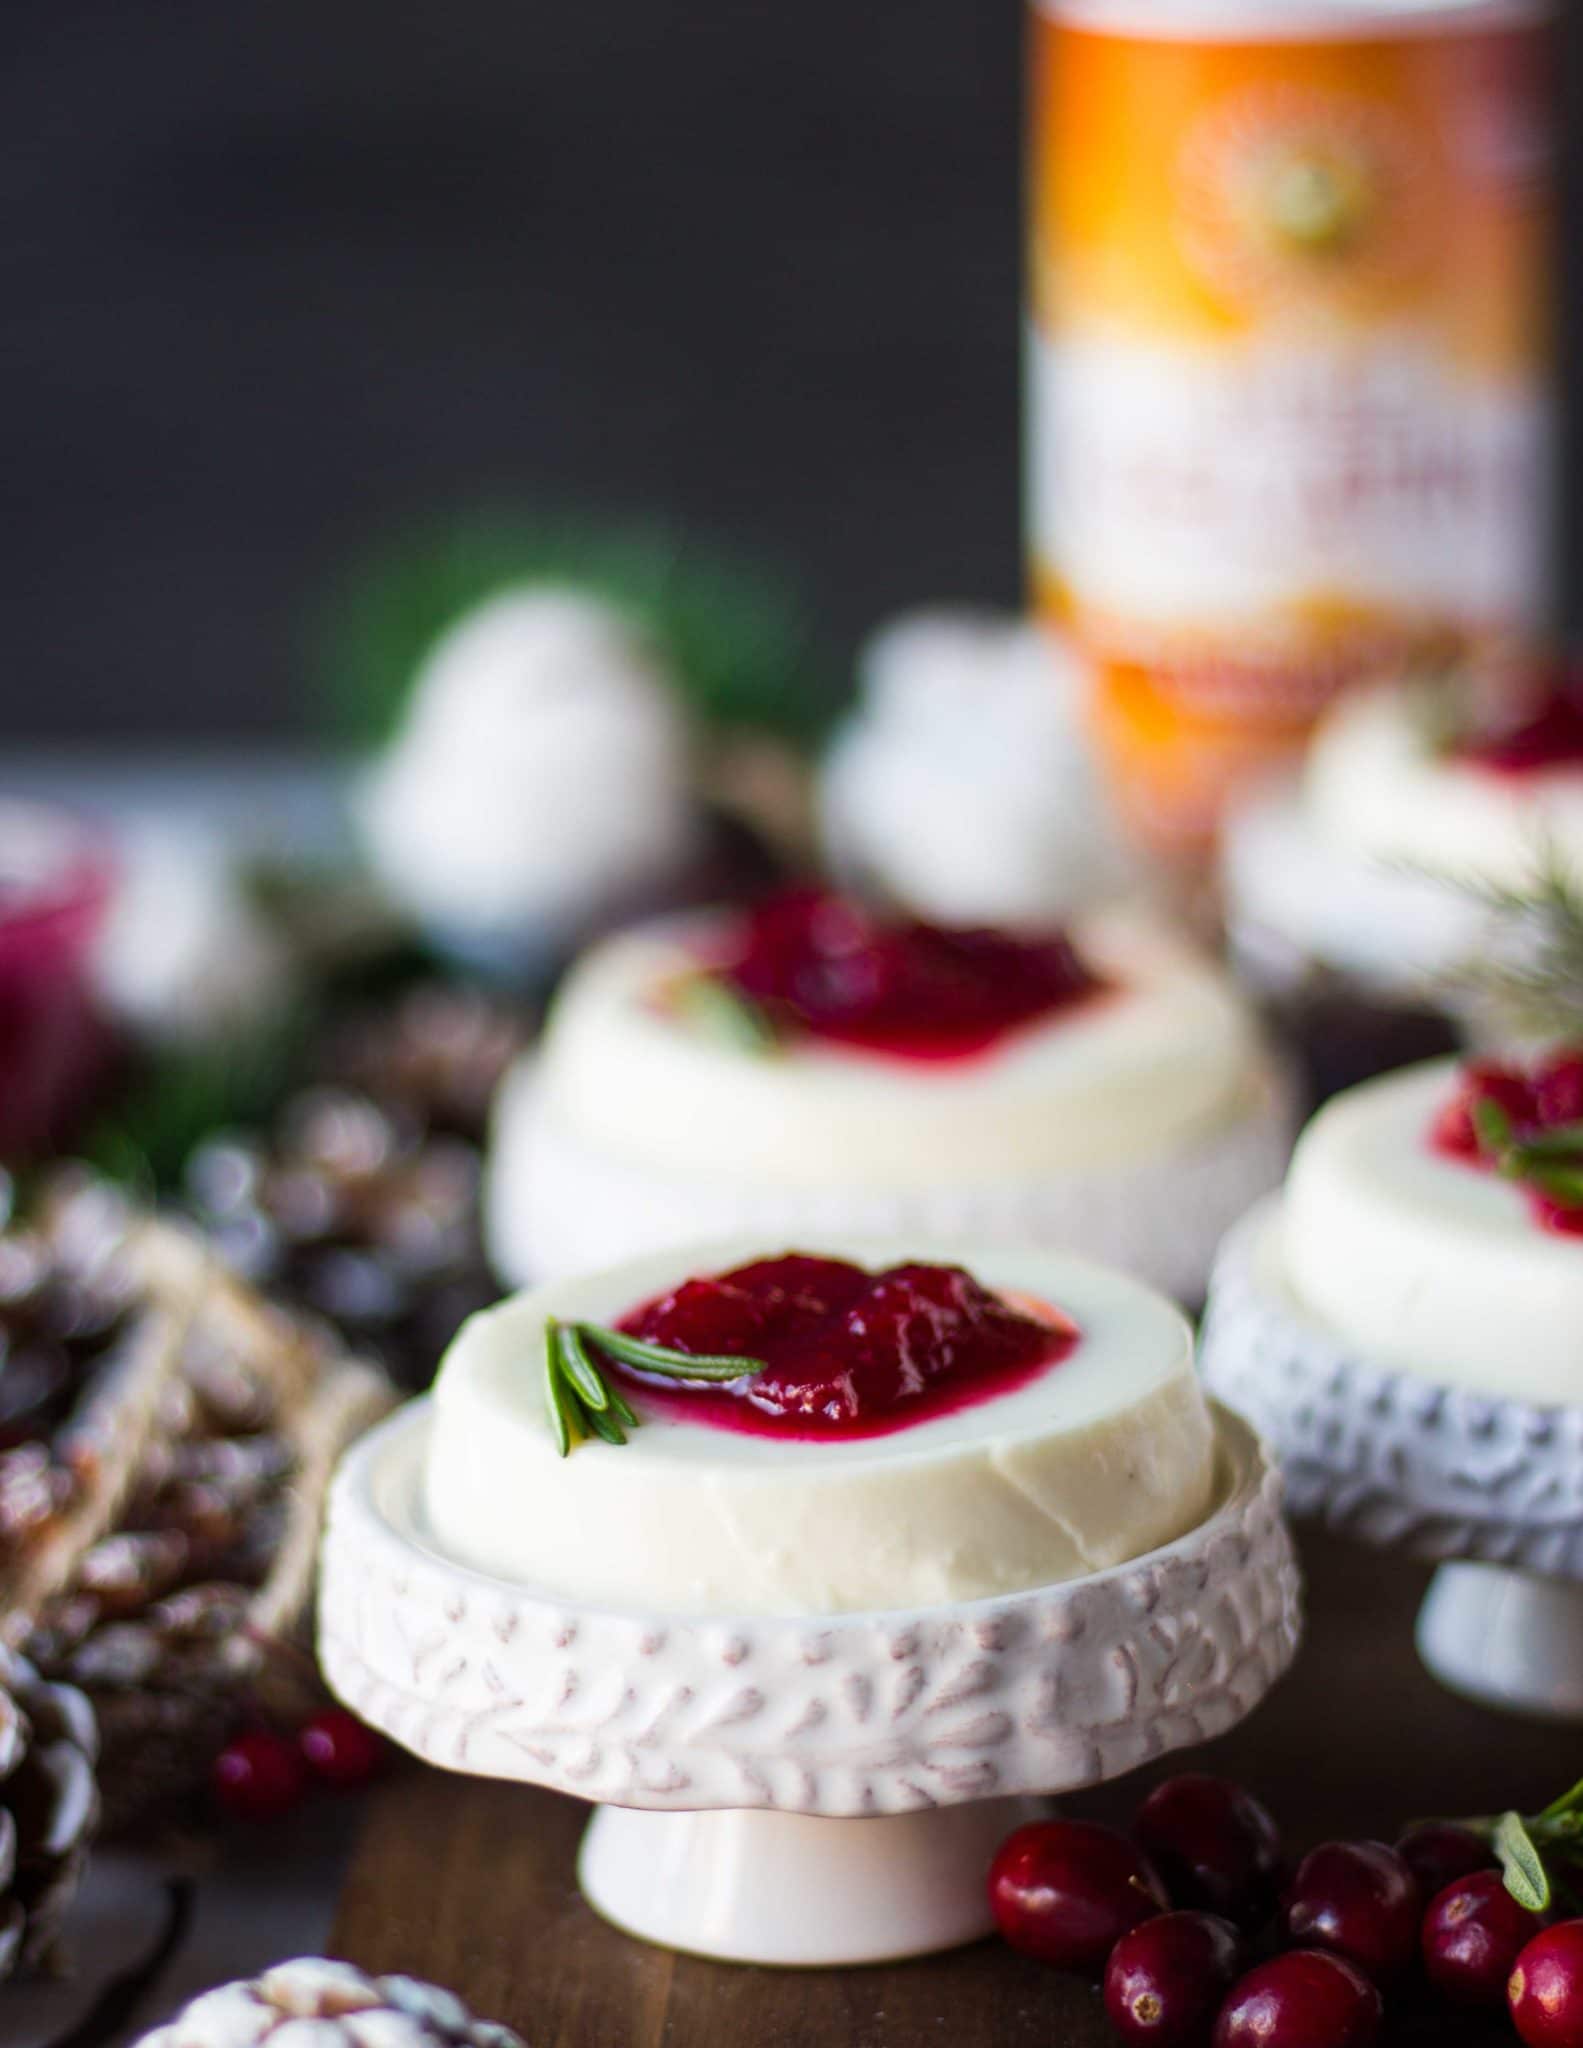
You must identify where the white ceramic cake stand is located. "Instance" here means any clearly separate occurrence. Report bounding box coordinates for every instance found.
[317,1401,1299,1967]
[487,1060,1298,1309]
[1201,1200,1583,1722]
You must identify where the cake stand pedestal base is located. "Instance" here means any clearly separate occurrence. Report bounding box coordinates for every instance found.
[1416,1565,1583,1723]
[577,1796,1046,1966]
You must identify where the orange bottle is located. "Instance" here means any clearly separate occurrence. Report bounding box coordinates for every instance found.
[1028,0,1558,858]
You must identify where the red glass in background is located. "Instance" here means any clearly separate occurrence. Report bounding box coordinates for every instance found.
[0,804,115,1161]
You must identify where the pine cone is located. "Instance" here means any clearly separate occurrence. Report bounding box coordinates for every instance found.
[5,1200,395,1842]
[181,982,522,1394]
[0,1644,98,1980]
[134,1957,524,2047]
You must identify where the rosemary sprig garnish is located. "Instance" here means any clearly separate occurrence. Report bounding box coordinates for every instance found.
[541,1318,765,1456]
[1433,851,1583,1043]
[1469,1098,1583,1207]
[671,972,780,1056]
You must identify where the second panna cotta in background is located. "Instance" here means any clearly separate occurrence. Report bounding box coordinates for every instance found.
[424,1237,1217,1615]
[484,889,1293,1303]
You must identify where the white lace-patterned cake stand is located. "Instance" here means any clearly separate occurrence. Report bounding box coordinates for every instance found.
[317,1401,1299,1967]
[1201,1200,1583,1723]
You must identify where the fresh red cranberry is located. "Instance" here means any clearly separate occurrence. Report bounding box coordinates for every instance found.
[212,1727,307,1821]
[298,1708,389,1788]
[988,1818,1167,1973]
[1104,1911,1242,2046]
[1213,1951,1382,2048]
[1510,1921,1583,2048]
[1394,1822,1496,1900]
[1422,1869,1544,2007]
[1133,1775,1282,1928]
[1281,1840,1421,1985]
[1536,1053,1583,1129]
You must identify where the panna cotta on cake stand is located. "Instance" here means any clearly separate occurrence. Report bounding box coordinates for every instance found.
[1221,667,1583,1084]
[1200,1050,1583,1721]
[485,889,1294,1306]
[319,1238,1298,1965]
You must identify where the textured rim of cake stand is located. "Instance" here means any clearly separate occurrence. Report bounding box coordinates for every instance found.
[484,1060,1298,1307]
[318,1401,1299,1964]
[1201,1201,1583,1719]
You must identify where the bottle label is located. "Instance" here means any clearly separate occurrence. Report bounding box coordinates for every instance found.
[1028,2,1556,848]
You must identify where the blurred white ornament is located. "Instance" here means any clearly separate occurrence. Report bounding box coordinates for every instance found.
[819,610,1134,929]
[94,823,291,1046]
[354,588,699,976]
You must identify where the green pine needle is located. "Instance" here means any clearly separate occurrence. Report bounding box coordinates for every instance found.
[1434,852,1583,1043]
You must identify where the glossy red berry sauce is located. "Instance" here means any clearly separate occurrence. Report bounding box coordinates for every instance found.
[706,888,1104,1064]
[603,1252,1078,1439]
[1456,687,1583,777]
[1431,1051,1583,1237]
[0,806,115,1162]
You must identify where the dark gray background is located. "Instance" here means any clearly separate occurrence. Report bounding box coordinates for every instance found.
[2,2,1575,742]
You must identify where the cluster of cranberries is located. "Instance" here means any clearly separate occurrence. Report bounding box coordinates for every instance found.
[988,1778,1583,2047]
[1433,1050,1583,1235]
[212,1707,388,1822]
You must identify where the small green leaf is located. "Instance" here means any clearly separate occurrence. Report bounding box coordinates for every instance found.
[673,974,779,1056]
[1473,1096,1515,1155]
[1495,1811,1551,1913]
[578,1401,629,1448]
[557,1323,611,1411]
[1521,1162,1583,1205]
[1512,1122,1583,1160]
[605,1384,640,1430]
[578,1323,764,1382]
[542,1323,577,1459]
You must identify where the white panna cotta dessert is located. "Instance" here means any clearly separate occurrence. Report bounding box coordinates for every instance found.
[1276,1055,1583,1406]
[423,1237,1218,1616]
[819,608,1134,929]
[1210,1048,1583,1410]
[485,890,1293,1302]
[354,588,700,978]
[1223,667,1583,1001]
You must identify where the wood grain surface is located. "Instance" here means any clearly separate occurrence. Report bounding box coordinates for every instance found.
[333,1531,1575,2046]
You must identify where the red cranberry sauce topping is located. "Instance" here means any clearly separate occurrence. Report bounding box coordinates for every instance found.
[604,1252,1078,1440]
[1455,685,1583,777]
[708,889,1103,1063]
[1432,1051,1583,1237]
[0,812,115,1161]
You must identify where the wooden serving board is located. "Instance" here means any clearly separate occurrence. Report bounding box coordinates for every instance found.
[333,1533,1576,2046]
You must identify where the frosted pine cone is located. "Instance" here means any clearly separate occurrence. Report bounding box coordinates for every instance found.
[135,1957,524,2047]
[0,1645,98,1979]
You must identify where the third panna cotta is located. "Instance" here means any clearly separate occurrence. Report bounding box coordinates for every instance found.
[1227,1050,1583,1407]
[1224,664,1583,1005]
[485,889,1291,1302]
[424,1238,1217,1615]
